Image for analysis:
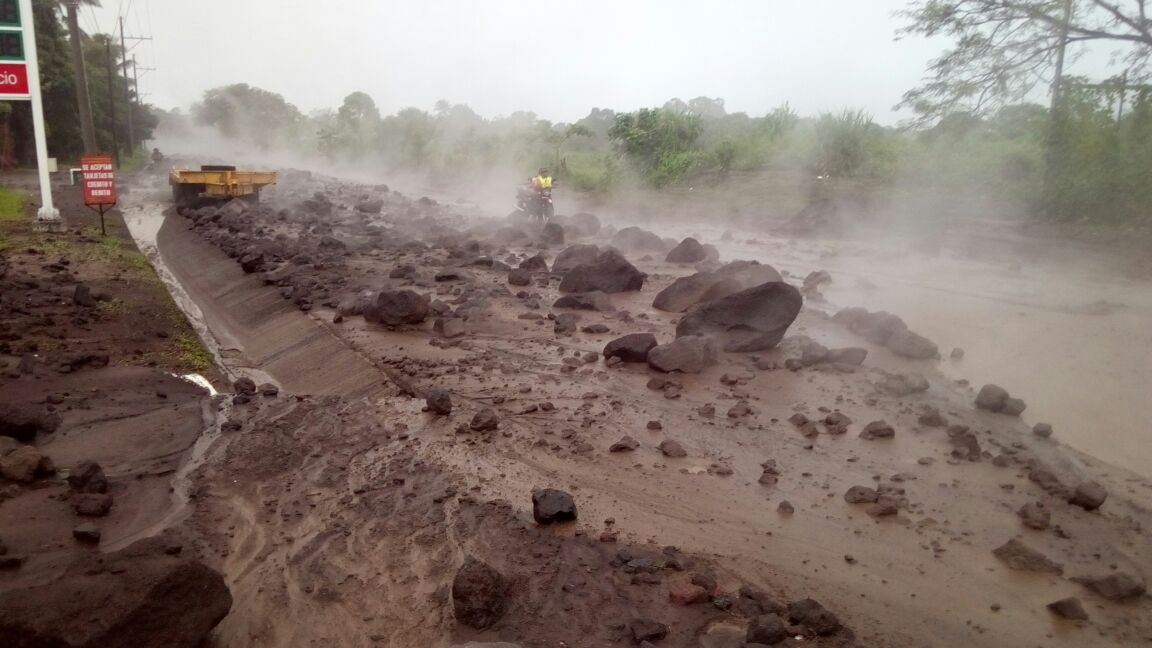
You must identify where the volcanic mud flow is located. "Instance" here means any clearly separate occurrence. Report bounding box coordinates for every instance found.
[17,168,1147,648]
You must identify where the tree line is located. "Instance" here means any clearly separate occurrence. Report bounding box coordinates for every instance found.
[164,78,1150,224]
[0,0,157,169]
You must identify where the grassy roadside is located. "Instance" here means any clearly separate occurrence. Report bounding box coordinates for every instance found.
[0,183,221,381]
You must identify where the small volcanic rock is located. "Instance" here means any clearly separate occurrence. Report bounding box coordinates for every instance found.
[1018,502,1051,530]
[746,613,788,645]
[844,486,879,504]
[630,618,669,644]
[668,581,709,606]
[532,488,577,524]
[451,558,508,629]
[859,420,895,440]
[469,408,499,432]
[72,493,114,517]
[1068,481,1107,511]
[610,436,640,452]
[992,538,1063,574]
[788,598,842,636]
[233,377,257,395]
[658,439,687,458]
[72,523,101,544]
[425,388,453,416]
[603,333,658,363]
[727,402,753,418]
[1072,572,1147,600]
[1046,597,1089,620]
[66,461,108,494]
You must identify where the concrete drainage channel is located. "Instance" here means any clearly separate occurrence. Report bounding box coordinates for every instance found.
[119,192,250,386]
[114,183,390,540]
[99,192,242,549]
[123,186,385,400]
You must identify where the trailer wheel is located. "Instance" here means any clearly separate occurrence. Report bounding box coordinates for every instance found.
[172,183,205,209]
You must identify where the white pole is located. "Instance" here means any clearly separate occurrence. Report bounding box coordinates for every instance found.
[19,0,59,223]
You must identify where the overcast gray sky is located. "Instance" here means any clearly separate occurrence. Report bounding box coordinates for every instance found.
[89,0,949,123]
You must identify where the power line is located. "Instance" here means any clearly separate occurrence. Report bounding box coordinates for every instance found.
[86,4,101,34]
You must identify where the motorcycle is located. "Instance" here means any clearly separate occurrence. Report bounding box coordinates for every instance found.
[515,185,554,221]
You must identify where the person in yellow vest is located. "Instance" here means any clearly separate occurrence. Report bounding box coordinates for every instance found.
[528,167,555,220]
[531,167,553,192]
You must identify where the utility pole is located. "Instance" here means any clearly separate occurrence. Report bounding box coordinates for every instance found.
[131,55,138,116]
[65,0,97,153]
[105,38,120,168]
[119,16,134,154]
[1043,0,1075,212]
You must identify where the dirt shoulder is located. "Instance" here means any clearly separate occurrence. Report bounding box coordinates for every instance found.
[0,181,220,380]
[1,180,228,643]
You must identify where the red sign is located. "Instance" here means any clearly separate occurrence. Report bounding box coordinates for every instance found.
[81,154,117,206]
[0,62,28,97]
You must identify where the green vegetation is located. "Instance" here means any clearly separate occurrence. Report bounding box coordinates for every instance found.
[0,186,25,222]
[0,1,157,167]
[173,76,1150,225]
[173,332,214,374]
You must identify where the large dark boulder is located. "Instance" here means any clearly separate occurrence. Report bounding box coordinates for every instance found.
[647,336,718,373]
[66,461,108,494]
[553,291,614,311]
[714,260,782,286]
[1072,572,1147,600]
[567,212,601,237]
[833,306,939,359]
[746,614,788,645]
[654,261,783,313]
[452,558,508,629]
[603,334,658,363]
[0,542,232,648]
[833,308,906,345]
[887,329,939,359]
[518,253,549,273]
[787,599,842,636]
[653,273,742,313]
[665,237,707,263]
[558,249,645,294]
[540,222,565,246]
[551,244,601,274]
[676,282,803,351]
[611,226,669,253]
[0,403,62,443]
[355,198,384,214]
[363,290,430,327]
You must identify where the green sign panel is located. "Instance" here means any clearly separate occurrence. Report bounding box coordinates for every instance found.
[0,0,18,28]
[0,31,21,61]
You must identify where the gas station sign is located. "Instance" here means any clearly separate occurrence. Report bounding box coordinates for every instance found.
[0,0,26,100]
[0,0,19,28]
[0,30,22,59]
[0,61,26,96]
[4,0,58,223]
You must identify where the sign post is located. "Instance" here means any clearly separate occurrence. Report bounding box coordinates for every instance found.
[80,154,116,235]
[1,0,59,225]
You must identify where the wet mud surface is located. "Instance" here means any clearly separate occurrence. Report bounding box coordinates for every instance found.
[4,171,1150,648]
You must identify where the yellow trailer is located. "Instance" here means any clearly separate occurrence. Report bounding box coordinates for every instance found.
[170,165,278,206]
